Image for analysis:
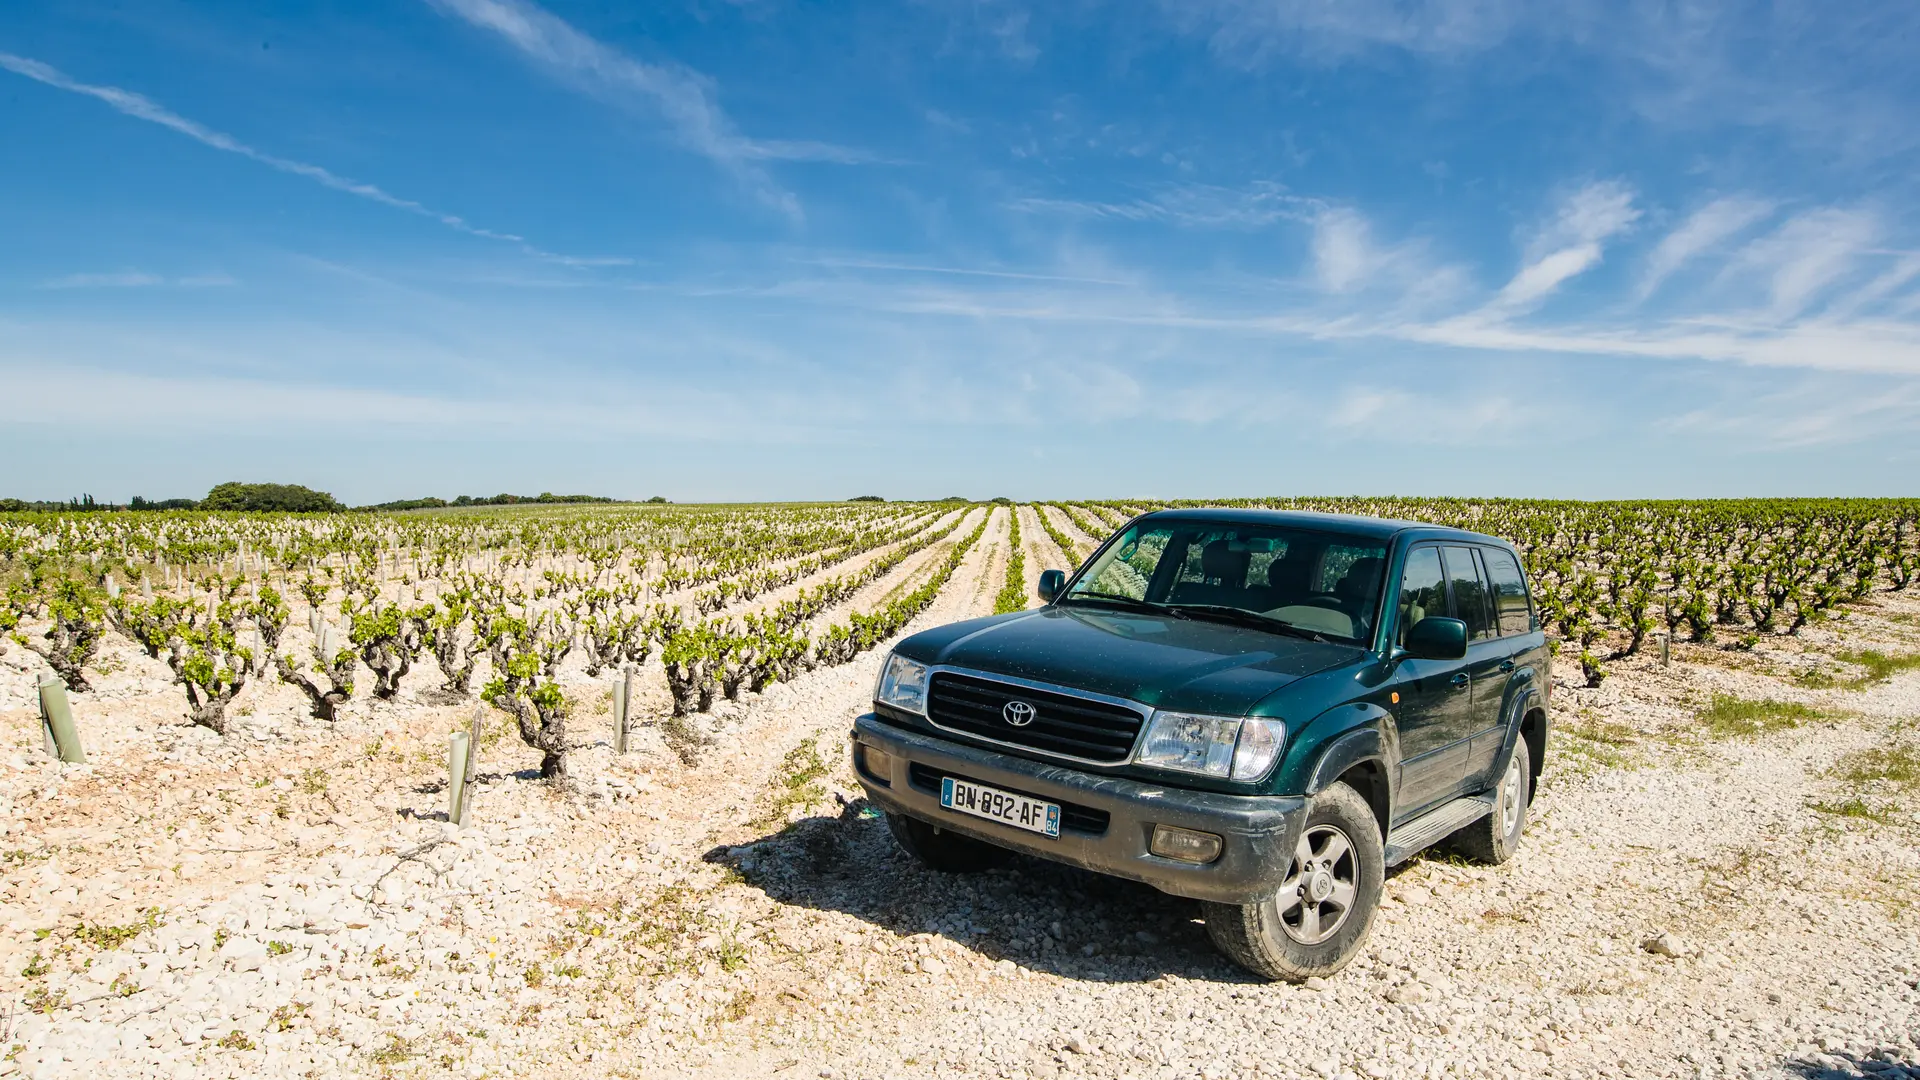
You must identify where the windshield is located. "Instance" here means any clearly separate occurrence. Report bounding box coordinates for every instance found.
[1062,520,1389,645]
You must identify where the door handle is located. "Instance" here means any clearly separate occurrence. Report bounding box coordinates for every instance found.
[1449,672,1469,689]
[1498,660,1516,673]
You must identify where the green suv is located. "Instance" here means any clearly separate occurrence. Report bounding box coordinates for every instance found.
[851,508,1550,980]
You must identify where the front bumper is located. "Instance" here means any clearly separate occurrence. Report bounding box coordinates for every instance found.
[851,713,1306,904]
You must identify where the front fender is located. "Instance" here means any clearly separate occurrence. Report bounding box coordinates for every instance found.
[1301,704,1399,823]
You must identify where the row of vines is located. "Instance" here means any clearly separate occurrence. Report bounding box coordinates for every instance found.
[0,502,993,778]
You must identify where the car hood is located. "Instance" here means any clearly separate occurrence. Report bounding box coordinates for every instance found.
[899,605,1361,716]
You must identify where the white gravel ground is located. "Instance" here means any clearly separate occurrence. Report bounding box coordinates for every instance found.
[0,532,1915,1080]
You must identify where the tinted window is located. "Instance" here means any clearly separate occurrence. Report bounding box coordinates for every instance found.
[1442,546,1494,641]
[1482,548,1532,636]
[1062,521,1387,644]
[1395,547,1447,648]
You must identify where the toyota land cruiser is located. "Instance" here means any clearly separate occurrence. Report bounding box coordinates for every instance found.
[850,508,1550,980]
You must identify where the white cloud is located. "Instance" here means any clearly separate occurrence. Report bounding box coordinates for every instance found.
[1481,181,1638,312]
[39,271,236,289]
[1726,208,1880,319]
[0,52,530,244]
[1007,182,1309,229]
[1638,196,1775,299]
[1310,207,1374,292]
[429,0,877,219]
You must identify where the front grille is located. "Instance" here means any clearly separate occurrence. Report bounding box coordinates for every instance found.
[926,672,1145,763]
[908,763,1110,835]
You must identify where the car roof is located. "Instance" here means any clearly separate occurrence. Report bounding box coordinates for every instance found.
[1131,506,1512,548]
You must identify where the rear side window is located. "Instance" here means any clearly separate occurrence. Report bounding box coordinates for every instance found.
[1441,546,1494,641]
[1482,548,1533,636]
[1395,547,1447,648]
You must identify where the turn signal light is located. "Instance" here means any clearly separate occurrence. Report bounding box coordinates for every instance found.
[1149,825,1223,865]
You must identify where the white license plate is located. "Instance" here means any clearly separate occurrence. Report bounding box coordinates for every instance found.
[939,776,1060,838]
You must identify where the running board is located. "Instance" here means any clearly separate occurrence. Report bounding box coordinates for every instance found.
[1384,794,1496,865]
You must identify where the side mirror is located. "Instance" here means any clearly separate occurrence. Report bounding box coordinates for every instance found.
[1037,569,1066,603]
[1404,617,1468,661]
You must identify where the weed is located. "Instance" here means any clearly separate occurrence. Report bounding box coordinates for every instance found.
[1694,695,1828,739]
[300,766,329,794]
[1793,667,1838,689]
[267,940,293,956]
[270,1002,309,1031]
[1810,796,1894,823]
[722,990,755,1022]
[1833,649,1920,688]
[253,776,272,789]
[212,928,231,950]
[108,972,140,997]
[71,908,163,950]
[1,849,50,866]
[757,737,828,827]
[368,1033,416,1064]
[24,986,65,1014]
[716,934,748,972]
[20,955,48,979]
[1833,741,1920,788]
[553,963,585,979]
[523,963,545,988]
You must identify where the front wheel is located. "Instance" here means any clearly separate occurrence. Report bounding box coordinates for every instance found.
[1203,781,1383,982]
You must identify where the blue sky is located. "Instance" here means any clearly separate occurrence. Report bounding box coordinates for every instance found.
[3,0,1918,503]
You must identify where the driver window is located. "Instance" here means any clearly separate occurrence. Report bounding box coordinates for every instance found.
[1397,547,1448,648]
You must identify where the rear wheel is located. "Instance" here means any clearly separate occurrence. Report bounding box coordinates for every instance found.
[1447,738,1530,864]
[886,811,1008,873]
[1203,782,1383,982]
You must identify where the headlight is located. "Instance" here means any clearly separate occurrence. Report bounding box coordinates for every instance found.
[1137,712,1286,782]
[875,651,930,715]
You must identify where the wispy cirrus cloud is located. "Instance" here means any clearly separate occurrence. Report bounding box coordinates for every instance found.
[1638,196,1776,299]
[1481,180,1639,314]
[428,0,881,220]
[0,52,624,267]
[1008,181,1310,229]
[0,53,525,243]
[39,271,237,289]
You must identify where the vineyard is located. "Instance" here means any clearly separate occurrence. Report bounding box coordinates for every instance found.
[2,497,1917,1079]
[7,498,1915,749]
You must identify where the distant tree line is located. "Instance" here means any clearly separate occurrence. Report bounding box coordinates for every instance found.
[1,483,633,514]
[364,492,625,511]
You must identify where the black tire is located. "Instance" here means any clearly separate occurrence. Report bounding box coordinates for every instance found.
[1447,737,1531,864]
[1202,781,1384,982]
[885,811,1008,873]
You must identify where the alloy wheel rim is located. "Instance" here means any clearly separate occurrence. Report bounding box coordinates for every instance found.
[1276,824,1358,945]
[1499,754,1524,834]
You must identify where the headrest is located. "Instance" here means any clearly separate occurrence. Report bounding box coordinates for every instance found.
[1266,551,1311,591]
[1335,557,1384,601]
[1200,540,1250,584]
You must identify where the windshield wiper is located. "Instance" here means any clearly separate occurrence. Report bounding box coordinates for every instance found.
[1061,592,1189,619]
[1162,604,1334,643]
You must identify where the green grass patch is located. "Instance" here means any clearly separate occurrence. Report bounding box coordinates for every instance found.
[755,737,829,829]
[1833,741,1920,788]
[1694,694,1828,739]
[1809,796,1895,824]
[1834,649,1920,688]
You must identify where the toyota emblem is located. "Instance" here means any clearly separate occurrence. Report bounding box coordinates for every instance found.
[1003,700,1037,727]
